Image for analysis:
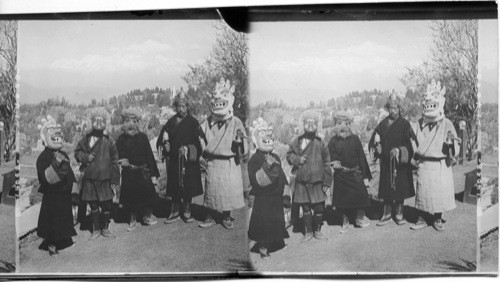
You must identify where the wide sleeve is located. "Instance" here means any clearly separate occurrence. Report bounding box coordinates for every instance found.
[36,152,52,188]
[74,137,89,165]
[116,134,127,160]
[286,139,300,167]
[368,123,382,151]
[231,118,249,157]
[398,121,415,164]
[109,137,121,185]
[442,119,460,157]
[37,151,75,192]
[186,118,203,162]
[321,140,333,185]
[156,125,166,149]
[248,153,283,194]
[144,134,160,178]
[357,136,372,180]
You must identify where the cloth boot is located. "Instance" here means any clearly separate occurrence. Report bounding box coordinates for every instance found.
[182,201,194,223]
[313,214,326,240]
[165,202,180,224]
[143,208,158,226]
[355,209,370,228]
[89,211,101,240]
[127,212,137,232]
[394,203,407,225]
[433,213,446,231]
[100,211,115,237]
[301,211,314,242]
[377,203,392,226]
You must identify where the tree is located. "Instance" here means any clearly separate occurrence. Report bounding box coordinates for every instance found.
[401,20,478,160]
[0,20,17,161]
[183,21,248,124]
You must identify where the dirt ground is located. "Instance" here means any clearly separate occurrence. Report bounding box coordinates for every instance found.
[19,194,251,274]
[249,160,479,273]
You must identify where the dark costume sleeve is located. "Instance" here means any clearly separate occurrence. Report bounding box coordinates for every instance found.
[321,140,333,185]
[248,152,286,196]
[109,137,121,185]
[188,122,203,162]
[37,150,76,193]
[156,124,169,160]
[74,137,90,165]
[286,138,301,167]
[143,134,160,178]
[116,134,126,159]
[356,136,372,180]
[368,123,382,152]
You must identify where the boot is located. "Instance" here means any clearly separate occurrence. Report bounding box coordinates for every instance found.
[301,211,314,242]
[394,203,407,225]
[313,214,327,240]
[339,213,349,234]
[89,211,101,240]
[182,201,194,223]
[127,212,137,232]
[377,203,392,226]
[48,244,59,257]
[291,203,301,233]
[100,211,115,238]
[164,202,180,224]
[143,208,158,226]
[355,209,370,228]
[410,215,429,230]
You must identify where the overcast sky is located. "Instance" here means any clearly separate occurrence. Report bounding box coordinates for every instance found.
[18,20,219,103]
[249,20,498,106]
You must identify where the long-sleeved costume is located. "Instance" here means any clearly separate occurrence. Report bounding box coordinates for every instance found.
[414,117,459,213]
[116,132,160,212]
[368,116,416,201]
[37,148,77,246]
[200,116,248,210]
[248,150,289,244]
[328,134,372,208]
[287,133,332,204]
[156,114,203,201]
[75,131,120,202]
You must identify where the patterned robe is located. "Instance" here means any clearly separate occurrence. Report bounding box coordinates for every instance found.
[414,117,459,213]
[200,116,248,211]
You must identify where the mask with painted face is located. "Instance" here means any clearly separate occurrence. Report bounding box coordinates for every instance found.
[121,109,141,136]
[90,107,109,132]
[422,79,446,122]
[251,117,275,153]
[38,115,64,150]
[301,110,321,136]
[333,111,353,139]
[211,78,235,120]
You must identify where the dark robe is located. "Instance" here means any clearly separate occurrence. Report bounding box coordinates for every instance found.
[74,130,120,202]
[328,134,372,208]
[156,114,203,200]
[248,150,289,243]
[116,132,160,212]
[36,148,77,243]
[368,116,416,201]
